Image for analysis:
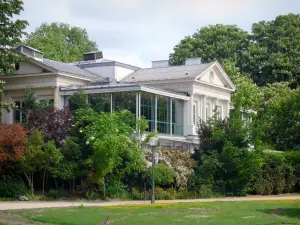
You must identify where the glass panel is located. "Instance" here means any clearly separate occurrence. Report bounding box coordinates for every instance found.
[141,92,155,132]
[172,99,184,136]
[157,95,170,134]
[89,93,111,113]
[112,92,136,114]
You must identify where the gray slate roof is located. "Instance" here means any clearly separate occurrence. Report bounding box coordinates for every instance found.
[42,58,99,79]
[121,62,215,83]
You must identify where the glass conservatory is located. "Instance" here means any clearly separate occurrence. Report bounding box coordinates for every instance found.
[60,84,188,136]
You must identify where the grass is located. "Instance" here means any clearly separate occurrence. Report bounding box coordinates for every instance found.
[2,200,300,225]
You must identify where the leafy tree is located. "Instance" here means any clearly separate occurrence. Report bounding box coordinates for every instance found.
[27,107,72,146]
[169,24,249,66]
[21,130,44,195]
[222,60,262,110]
[0,0,27,112]
[24,22,98,62]
[51,137,81,190]
[84,110,145,196]
[40,140,63,195]
[251,82,298,150]
[0,123,27,161]
[0,0,27,75]
[69,89,89,111]
[219,143,262,195]
[266,88,300,150]
[242,14,300,87]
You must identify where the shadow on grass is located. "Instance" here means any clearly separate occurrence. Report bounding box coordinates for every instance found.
[258,208,300,220]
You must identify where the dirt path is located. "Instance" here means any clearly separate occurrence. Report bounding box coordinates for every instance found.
[0,195,300,211]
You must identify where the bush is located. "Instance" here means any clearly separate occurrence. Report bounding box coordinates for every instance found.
[252,152,297,195]
[148,164,174,187]
[47,189,59,199]
[0,176,27,198]
[130,188,144,200]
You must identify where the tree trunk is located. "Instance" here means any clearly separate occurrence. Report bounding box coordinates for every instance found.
[54,178,58,188]
[73,178,75,191]
[31,172,34,195]
[24,172,34,196]
[144,181,147,201]
[42,169,46,195]
[117,179,120,198]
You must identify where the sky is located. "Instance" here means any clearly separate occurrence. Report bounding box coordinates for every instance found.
[18,0,300,68]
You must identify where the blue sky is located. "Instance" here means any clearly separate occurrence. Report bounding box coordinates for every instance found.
[18,0,300,67]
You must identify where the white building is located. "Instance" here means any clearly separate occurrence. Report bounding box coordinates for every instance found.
[0,45,235,150]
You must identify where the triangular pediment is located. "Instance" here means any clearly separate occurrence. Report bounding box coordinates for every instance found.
[196,62,235,90]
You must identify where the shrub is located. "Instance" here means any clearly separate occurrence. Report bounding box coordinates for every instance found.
[0,176,27,198]
[252,152,297,195]
[130,188,144,200]
[0,123,27,161]
[175,187,196,199]
[47,189,59,199]
[148,163,174,187]
[154,187,174,200]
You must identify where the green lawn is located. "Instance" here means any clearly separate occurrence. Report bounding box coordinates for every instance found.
[3,200,300,225]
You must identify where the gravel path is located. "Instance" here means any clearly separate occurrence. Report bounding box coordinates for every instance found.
[1,195,300,211]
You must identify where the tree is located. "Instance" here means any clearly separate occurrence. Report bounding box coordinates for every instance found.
[40,141,62,195]
[24,22,98,62]
[69,89,89,111]
[0,0,27,112]
[84,110,145,196]
[251,82,298,150]
[0,123,27,161]
[21,130,44,195]
[27,107,73,146]
[242,14,300,86]
[169,24,249,66]
[222,60,262,110]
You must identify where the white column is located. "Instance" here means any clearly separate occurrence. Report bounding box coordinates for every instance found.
[136,92,139,121]
[138,92,141,119]
[170,98,173,135]
[54,87,60,108]
[189,93,194,124]
[225,100,230,118]
[202,95,207,121]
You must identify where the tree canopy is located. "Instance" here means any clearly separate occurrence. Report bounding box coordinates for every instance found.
[0,0,27,113]
[242,14,300,87]
[24,22,98,62]
[169,24,249,66]
[0,0,27,75]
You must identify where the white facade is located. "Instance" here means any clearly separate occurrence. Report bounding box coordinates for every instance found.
[0,45,235,150]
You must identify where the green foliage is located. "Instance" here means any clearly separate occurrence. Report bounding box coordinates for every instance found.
[0,0,28,75]
[0,176,27,198]
[69,89,89,111]
[252,152,297,195]
[170,24,249,66]
[252,83,300,150]
[24,22,98,62]
[47,189,59,199]
[22,130,44,194]
[242,14,300,87]
[148,164,174,187]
